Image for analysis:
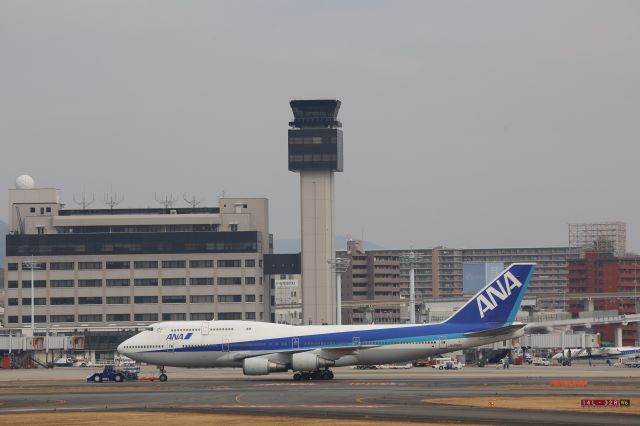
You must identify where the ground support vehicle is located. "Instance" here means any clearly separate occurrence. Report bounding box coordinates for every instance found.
[86,365,130,383]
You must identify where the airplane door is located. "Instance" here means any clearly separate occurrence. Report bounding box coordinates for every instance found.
[353,337,361,346]
[165,339,175,352]
[201,322,210,335]
[439,336,447,349]
[222,338,230,352]
[292,337,299,349]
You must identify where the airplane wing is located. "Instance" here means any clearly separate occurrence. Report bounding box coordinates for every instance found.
[230,345,380,361]
[463,323,525,338]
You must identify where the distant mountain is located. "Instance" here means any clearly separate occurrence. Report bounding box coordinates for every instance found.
[274,235,385,254]
[0,220,6,261]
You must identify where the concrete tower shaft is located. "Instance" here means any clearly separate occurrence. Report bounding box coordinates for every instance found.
[288,99,343,325]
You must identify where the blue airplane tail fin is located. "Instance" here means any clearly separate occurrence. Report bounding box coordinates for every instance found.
[444,263,535,326]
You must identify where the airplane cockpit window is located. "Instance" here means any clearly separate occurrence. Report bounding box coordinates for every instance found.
[145,327,153,331]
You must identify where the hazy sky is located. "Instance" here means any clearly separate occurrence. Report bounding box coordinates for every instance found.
[1,1,639,251]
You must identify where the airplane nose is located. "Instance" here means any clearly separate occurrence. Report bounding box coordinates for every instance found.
[117,339,128,354]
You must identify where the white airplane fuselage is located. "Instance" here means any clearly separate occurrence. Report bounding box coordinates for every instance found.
[119,320,524,369]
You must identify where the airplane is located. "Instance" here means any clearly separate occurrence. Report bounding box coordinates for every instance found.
[117,263,535,381]
[552,347,640,361]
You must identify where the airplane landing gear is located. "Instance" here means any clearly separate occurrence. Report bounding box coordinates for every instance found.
[157,366,168,382]
[293,369,334,381]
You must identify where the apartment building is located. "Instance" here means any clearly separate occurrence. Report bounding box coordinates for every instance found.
[341,240,401,324]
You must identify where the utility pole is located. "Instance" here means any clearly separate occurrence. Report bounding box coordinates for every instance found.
[400,251,427,324]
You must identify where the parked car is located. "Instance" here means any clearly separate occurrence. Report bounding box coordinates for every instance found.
[532,357,551,366]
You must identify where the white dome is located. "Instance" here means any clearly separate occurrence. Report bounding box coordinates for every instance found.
[15,174,35,190]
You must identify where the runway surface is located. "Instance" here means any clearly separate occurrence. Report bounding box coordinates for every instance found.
[1,365,639,424]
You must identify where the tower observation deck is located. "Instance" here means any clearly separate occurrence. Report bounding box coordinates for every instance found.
[288,99,343,325]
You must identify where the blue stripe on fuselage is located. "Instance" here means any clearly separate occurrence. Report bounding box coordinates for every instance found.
[145,321,502,354]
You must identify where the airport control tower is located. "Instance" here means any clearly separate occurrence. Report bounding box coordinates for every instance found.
[288,99,343,325]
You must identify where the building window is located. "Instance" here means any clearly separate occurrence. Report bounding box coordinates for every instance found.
[134,313,158,322]
[50,280,74,288]
[50,262,74,270]
[50,314,75,322]
[229,224,238,232]
[7,263,18,271]
[245,312,256,320]
[79,297,103,305]
[162,278,186,286]
[134,296,158,304]
[30,207,35,213]
[134,260,158,269]
[22,262,46,270]
[8,316,19,323]
[245,294,256,303]
[217,260,241,268]
[218,295,242,303]
[134,278,158,287]
[8,281,18,289]
[190,295,214,303]
[218,277,242,285]
[162,295,186,304]
[106,279,130,287]
[78,314,102,322]
[218,312,242,320]
[162,260,186,269]
[106,314,130,322]
[50,297,75,305]
[8,298,18,306]
[245,277,256,285]
[190,260,214,268]
[106,261,130,269]
[22,280,46,288]
[162,313,186,321]
[106,296,130,304]
[78,279,102,288]
[190,312,214,320]
[22,297,46,305]
[22,315,47,323]
[78,261,102,270]
[46,207,51,213]
[190,277,214,286]
[245,259,256,267]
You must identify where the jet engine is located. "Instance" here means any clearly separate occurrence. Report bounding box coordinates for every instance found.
[242,357,287,376]
[291,353,335,372]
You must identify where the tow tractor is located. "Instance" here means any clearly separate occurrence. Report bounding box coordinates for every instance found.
[86,365,137,383]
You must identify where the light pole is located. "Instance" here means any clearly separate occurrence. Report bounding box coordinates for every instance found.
[23,255,41,335]
[328,257,351,325]
[400,251,427,324]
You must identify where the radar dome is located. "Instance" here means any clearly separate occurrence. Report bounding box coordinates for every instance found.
[15,174,35,190]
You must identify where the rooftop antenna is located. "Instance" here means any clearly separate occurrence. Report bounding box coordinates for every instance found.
[183,193,204,208]
[155,193,177,209]
[104,190,124,210]
[73,191,94,209]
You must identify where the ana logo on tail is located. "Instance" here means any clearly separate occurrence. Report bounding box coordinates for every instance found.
[476,271,523,319]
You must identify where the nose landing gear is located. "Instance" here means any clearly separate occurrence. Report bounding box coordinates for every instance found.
[157,366,168,382]
[293,369,334,381]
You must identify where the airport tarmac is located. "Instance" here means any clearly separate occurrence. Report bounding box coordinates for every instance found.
[1,365,639,425]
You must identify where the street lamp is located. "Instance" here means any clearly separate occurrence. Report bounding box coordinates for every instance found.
[400,251,427,324]
[328,257,351,325]
[23,255,41,335]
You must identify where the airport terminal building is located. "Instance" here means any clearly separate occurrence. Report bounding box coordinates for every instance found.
[3,179,273,330]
